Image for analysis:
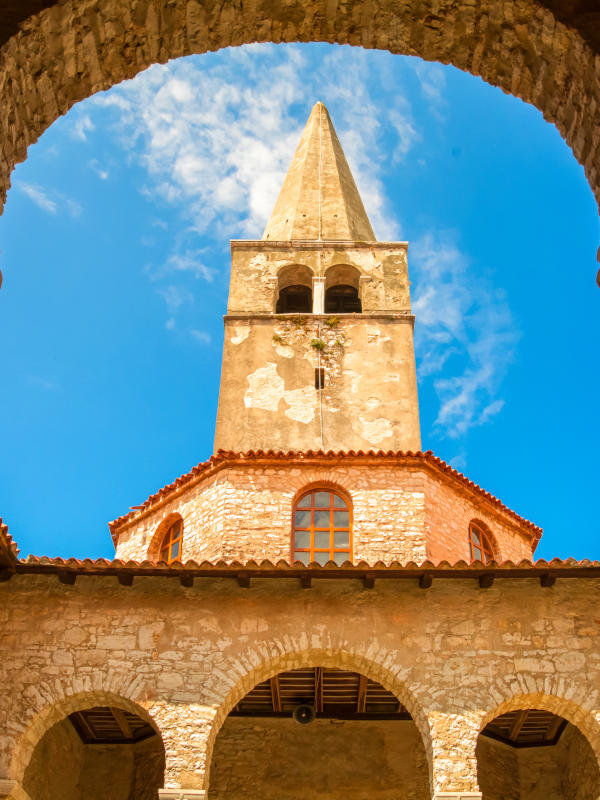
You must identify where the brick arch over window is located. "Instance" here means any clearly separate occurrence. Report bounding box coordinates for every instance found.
[148,512,184,563]
[468,518,499,563]
[202,646,433,793]
[0,1,599,287]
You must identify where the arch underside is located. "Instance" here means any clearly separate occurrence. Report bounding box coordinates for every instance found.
[0,0,598,284]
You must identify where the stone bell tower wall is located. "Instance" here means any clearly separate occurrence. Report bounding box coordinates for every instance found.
[214,313,420,454]
[214,240,421,454]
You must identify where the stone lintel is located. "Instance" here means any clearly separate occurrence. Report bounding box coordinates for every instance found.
[432,794,482,799]
[0,780,33,800]
[230,239,409,252]
[158,791,206,799]
[223,312,415,323]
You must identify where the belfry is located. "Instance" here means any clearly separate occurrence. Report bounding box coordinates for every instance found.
[215,102,421,453]
[1,103,599,800]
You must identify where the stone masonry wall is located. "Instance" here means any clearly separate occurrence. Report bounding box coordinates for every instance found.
[114,462,535,566]
[208,717,430,799]
[476,722,600,799]
[22,717,164,800]
[3,574,600,795]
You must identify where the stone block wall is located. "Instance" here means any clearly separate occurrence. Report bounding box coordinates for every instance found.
[2,573,600,797]
[208,717,430,799]
[114,461,535,566]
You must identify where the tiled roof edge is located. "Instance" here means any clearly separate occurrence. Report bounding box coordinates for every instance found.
[0,517,19,568]
[107,449,542,538]
[8,556,600,580]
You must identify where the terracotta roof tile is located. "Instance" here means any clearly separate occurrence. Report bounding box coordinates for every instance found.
[12,556,600,582]
[108,449,542,541]
[0,517,19,569]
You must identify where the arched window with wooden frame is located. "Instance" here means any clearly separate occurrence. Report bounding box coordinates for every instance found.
[159,518,183,564]
[468,521,494,563]
[292,488,352,565]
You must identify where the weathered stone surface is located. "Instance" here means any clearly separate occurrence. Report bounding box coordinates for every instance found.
[113,459,536,565]
[3,574,600,794]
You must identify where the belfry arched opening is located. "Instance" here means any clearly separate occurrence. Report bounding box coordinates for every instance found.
[209,667,429,799]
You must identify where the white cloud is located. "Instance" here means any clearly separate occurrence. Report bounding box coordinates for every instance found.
[73,114,95,141]
[89,159,109,180]
[158,284,193,313]
[411,233,519,438]
[17,181,81,217]
[190,329,211,345]
[18,182,57,214]
[89,45,422,242]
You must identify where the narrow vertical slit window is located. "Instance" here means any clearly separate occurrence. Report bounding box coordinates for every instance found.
[315,367,325,389]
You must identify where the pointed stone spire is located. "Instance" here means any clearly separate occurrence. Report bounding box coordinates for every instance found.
[262,102,375,242]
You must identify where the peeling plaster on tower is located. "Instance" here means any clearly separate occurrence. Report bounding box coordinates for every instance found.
[214,103,421,454]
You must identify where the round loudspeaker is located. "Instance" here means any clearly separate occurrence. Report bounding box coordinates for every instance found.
[293,704,316,725]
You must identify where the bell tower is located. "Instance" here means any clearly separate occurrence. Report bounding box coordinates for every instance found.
[214,102,421,453]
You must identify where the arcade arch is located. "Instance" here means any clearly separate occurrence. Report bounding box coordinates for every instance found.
[208,665,430,799]
[8,691,165,798]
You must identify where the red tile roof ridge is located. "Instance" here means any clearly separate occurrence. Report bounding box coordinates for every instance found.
[17,556,600,570]
[107,449,542,540]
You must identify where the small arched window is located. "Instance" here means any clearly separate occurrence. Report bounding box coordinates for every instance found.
[276,284,312,313]
[292,489,352,565]
[325,284,362,313]
[468,522,494,563]
[159,518,183,564]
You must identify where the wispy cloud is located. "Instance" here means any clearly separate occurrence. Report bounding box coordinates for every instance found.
[89,159,109,180]
[190,329,211,345]
[28,375,61,391]
[411,233,519,438]
[91,45,421,242]
[158,284,193,314]
[72,114,95,141]
[17,181,82,217]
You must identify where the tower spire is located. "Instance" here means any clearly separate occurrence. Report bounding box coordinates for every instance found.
[263,102,375,242]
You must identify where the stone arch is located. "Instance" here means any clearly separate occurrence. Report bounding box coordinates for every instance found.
[147,510,184,562]
[0,0,598,292]
[200,644,433,792]
[324,264,361,291]
[478,689,600,765]
[8,687,164,786]
[277,264,314,291]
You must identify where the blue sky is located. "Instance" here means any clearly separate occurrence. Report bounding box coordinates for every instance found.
[1,43,598,562]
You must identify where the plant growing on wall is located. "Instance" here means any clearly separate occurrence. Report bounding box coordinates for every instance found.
[311,338,326,351]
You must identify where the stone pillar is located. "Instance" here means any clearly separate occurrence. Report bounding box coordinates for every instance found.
[149,704,217,793]
[427,712,481,799]
[312,277,325,315]
[0,780,32,800]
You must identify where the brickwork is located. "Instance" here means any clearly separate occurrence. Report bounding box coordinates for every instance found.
[114,461,535,566]
[2,574,600,796]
